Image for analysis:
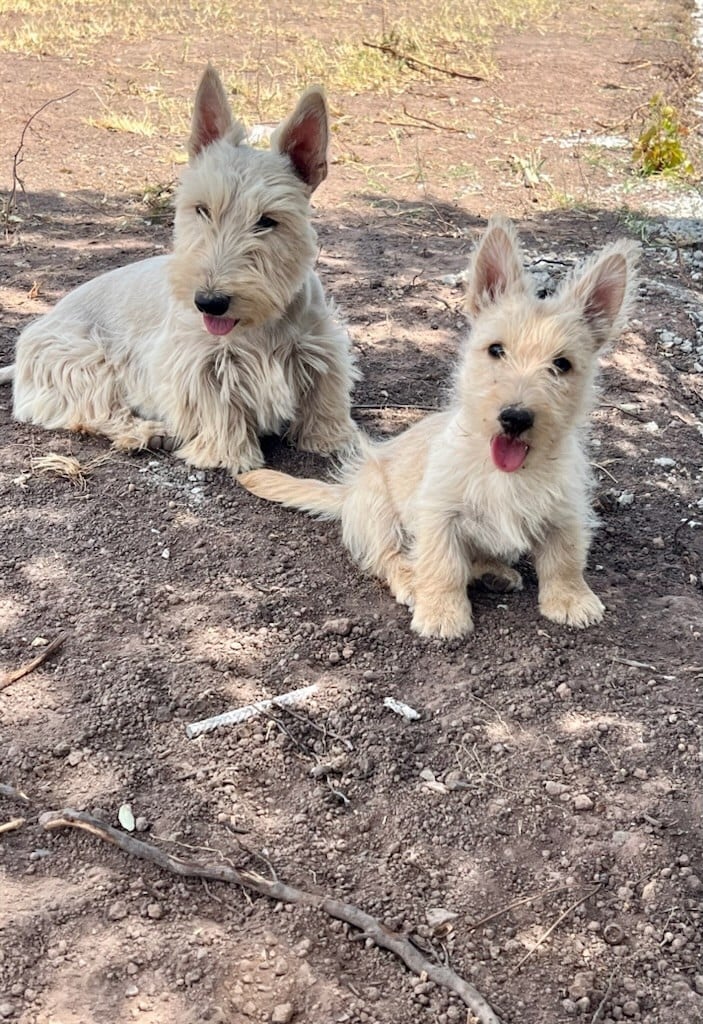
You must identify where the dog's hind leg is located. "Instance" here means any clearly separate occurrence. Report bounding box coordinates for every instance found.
[12,330,171,452]
[470,557,524,593]
[338,457,415,606]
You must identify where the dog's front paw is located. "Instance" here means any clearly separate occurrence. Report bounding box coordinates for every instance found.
[411,593,474,639]
[539,585,604,628]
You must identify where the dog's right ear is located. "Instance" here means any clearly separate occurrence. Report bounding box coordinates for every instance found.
[188,65,238,158]
[465,217,526,317]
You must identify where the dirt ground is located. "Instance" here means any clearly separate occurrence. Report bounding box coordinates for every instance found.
[1,2,703,1023]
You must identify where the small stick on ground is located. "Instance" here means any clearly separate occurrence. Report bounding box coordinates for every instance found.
[185,683,318,739]
[468,886,569,931]
[0,633,67,690]
[5,89,79,232]
[362,40,485,81]
[42,808,504,1024]
[515,885,602,970]
[591,968,618,1024]
[0,817,26,835]
[0,783,31,805]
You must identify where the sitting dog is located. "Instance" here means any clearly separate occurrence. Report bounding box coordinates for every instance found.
[239,217,638,639]
[0,65,358,472]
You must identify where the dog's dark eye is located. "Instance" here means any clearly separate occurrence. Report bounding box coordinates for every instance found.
[195,204,211,221]
[488,343,505,359]
[254,215,278,232]
[552,356,572,374]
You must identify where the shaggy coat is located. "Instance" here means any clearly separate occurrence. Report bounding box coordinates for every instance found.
[1,66,358,473]
[240,218,639,639]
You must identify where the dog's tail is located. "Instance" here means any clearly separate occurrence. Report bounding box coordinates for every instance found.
[0,364,14,385]
[238,469,345,519]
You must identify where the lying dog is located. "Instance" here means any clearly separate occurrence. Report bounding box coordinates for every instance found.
[239,217,638,638]
[0,65,358,472]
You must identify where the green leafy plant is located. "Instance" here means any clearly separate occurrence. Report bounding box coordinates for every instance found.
[633,94,694,177]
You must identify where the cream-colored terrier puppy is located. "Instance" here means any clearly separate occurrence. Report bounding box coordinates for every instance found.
[240,218,638,639]
[0,66,358,472]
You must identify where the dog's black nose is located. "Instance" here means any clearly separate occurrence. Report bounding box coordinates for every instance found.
[498,406,534,436]
[194,292,231,317]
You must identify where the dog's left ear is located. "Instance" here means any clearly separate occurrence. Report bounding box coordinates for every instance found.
[563,240,640,348]
[273,87,329,192]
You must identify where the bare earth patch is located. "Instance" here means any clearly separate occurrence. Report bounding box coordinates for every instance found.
[1,2,702,1023]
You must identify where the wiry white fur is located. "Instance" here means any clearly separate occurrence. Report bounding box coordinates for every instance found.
[240,217,639,639]
[1,65,358,472]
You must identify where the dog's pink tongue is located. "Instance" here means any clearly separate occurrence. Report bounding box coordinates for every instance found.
[491,434,529,472]
[203,314,238,336]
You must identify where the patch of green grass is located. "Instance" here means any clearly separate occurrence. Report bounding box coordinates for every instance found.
[633,94,694,178]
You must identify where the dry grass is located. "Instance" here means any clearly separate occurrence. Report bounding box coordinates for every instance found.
[30,452,112,488]
[87,112,156,136]
[0,0,560,118]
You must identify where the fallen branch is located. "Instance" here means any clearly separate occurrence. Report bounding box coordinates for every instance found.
[0,633,67,690]
[362,40,485,81]
[42,808,503,1024]
[515,885,602,970]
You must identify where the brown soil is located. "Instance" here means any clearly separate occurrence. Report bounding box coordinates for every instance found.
[1,3,702,1023]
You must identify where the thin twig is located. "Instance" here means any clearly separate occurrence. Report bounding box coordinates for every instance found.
[402,105,470,133]
[275,701,354,752]
[362,40,485,81]
[5,90,79,232]
[612,656,656,671]
[516,885,602,969]
[352,403,440,412]
[468,887,569,931]
[591,968,618,1023]
[0,633,67,690]
[0,783,31,805]
[42,808,503,1024]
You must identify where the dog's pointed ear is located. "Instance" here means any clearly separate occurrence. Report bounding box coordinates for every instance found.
[188,65,236,158]
[465,217,525,317]
[562,240,639,348]
[273,87,329,192]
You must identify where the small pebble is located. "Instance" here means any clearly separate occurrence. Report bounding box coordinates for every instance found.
[573,794,594,811]
[321,617,352,637]
[107,900,129,921]
[271,1004,294,1024]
